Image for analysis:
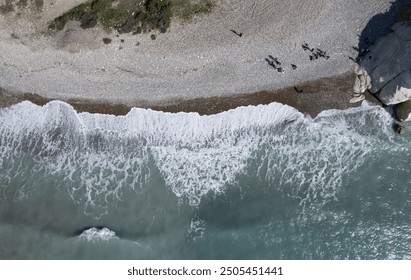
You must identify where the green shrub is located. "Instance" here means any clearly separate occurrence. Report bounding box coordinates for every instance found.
[34,0,43,10]
[17,0,28,8]
[0,0,14,14]
[100,8,129,27]
[171,0,215,21]
[48,0,215,33]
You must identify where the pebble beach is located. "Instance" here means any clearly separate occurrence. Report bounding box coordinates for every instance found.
[0,0,403,115]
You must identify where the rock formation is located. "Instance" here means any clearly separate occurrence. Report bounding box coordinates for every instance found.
[353,18,411,121]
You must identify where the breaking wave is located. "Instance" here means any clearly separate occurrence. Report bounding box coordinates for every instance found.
[0,100,400,219]
[79,227,118,242]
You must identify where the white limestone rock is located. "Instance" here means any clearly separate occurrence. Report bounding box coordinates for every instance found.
[353,66,371,94]
[355,22,411,105]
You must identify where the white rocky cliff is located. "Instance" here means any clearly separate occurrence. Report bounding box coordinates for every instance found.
[353,19,411,121]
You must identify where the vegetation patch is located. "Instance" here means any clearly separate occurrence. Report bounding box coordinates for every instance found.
[17,0,28,8]
[48,0,215,34]
[2,0,44,12]
[0,0,14,14]
[171,0,214,21]
[34,0,43,10]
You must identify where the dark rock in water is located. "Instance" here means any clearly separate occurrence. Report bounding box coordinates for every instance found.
[102,37,112,44]
[80,12,98,29]
[150,34,156,40]
[394,99,411,121]
[393,123,406,134]
[121,39,124,43]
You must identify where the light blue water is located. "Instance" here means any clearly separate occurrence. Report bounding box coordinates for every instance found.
[0,100,410,259]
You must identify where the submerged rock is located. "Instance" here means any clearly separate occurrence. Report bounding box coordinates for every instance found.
[393,122,406,134]
[354,21,411,106]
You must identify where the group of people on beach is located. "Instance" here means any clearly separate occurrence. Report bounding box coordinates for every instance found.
[302,43,330,60]
[230,29,339,95]
[230,29,333,76]
[263,43,331,75]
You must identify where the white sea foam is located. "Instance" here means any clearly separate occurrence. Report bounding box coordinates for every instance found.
[0,100,400,218]
[187,217,206,242]
[78,227,118,242]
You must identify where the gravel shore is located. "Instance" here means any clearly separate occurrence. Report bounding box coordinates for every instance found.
[0,0,402,114]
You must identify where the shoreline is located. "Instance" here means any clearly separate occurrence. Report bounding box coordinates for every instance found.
[1,0,401,118]
[0,72,381,117]
[0,1,396,115]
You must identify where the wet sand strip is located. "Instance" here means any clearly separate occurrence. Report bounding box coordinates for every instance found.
[0,72,380,117]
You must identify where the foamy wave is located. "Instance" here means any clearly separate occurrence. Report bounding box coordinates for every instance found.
[0,100,399,218]
[257,101,398,220]
[0,101,302,211]
[78,227,118,242]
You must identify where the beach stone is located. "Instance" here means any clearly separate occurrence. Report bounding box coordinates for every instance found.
[355,21,411,105]
[102,37,112,44]
[349,93,365,103]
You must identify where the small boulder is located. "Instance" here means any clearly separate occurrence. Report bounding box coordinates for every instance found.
[349,94,365,103]
[393,123,406,134]
[102,37,112,44]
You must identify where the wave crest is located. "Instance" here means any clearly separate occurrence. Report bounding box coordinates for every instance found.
[0,100,398,218]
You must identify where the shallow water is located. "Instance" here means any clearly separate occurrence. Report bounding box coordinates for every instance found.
[0,100,410,259]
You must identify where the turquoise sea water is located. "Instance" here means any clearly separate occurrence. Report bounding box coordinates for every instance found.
[0,100,410,259]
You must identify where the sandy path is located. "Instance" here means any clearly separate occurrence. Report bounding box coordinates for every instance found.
[0,0,397,107]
